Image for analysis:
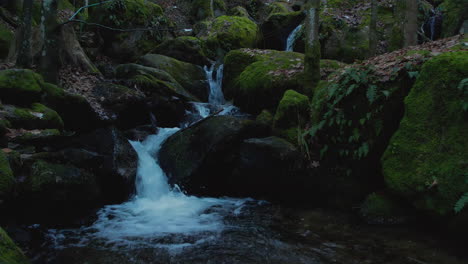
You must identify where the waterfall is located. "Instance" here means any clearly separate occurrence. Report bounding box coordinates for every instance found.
[204,64,225,105]
[285,24,303,51]
[71,127,248,249]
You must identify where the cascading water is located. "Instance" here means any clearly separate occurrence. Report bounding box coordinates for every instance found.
[204,64,225,105]
[285,24,303,51]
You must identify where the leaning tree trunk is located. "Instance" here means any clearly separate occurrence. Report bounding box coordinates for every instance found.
[60,23,99,73]
[16,0,33,68]
[304,0,321,94]
[404,0,418,47]
[369,0,378,57]
[39,0,60,83]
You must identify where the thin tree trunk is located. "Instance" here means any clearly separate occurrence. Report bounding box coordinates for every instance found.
[404,0,418,47]
[369,0,378,57]
[39,0,60,83]
[304,0,321,94]
[16,0,33,68]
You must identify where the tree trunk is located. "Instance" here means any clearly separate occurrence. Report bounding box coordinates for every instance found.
[39,0,60,83]
[16,0,33,68]
[304,0,321,94]
[369,0,378,57]
[404,0,418,47]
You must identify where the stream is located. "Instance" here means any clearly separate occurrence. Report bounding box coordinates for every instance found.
[26,65,467,264]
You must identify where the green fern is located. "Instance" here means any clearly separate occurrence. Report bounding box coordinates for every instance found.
[455,193,468,213]
[366,85,377,103]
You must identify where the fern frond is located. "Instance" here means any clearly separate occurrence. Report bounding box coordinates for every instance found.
[455,192,468,213]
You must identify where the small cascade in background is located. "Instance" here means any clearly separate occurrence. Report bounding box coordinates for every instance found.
[204,64,225,105]
[424,8,442,41]
[285,24,303,51]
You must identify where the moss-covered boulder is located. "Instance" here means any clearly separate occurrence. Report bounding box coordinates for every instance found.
[382,51,468,216]
[0,23,13,60]
[0,227,29,264]
[197,16,259,57]
[0,150,14,197]
[0,69,43,106]
[92,82,146,128]
[159,116,268,195]
[137,54,208,101]
[440,0,468,37]
[152,36,210,66]
[273,90,309,144]
[3,103,64,130]
[89,0,168,60]
[223,49,305,114]
[26,160,100,206]
[41,83,101,132]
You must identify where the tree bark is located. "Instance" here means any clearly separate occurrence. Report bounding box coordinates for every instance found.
[39,0,60,83]
[369,0,378,57]
[404,0,418,47]
[16,0,33,68]
[304,0,321,94]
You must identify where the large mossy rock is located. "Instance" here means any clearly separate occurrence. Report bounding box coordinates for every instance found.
[0,150,14,197]
[382,51,468,216]
[152,36,210,66]
[440,0,468,37]
[273,90,309,144]
[159,116,268,195]
[0,227,29,264]
[197,15,259,57]
[223,49,305,115]
[3,104,64,130]
[137,54,208,101]
[26,160,100,205]
[0,69,43,106]
[91,82,147,128]
[89,0,168,60]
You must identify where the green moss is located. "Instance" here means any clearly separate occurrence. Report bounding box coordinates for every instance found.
[0,227,29,264]
[0,23,13,59]
[361,192,398,217]
[274,90,309,128]
[440,0,468,37]
[235,51,305,114]
[266,2,289,15]
[8,104,64,130]
[0,151,14,196]
[256,109,273,127]
[0,69,43,105]
[0,118,11,136]
[91,0,163,27]
[152,36,208,65]
[382,51,468,216]
[204,16,259,56]
[310,81,330,124]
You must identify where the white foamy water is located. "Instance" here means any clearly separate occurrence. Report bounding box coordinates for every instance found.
[50,128,249,250]
[204,64,225,105]
[286,24,303,51]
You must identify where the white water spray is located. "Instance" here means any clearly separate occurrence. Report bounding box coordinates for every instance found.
[204,64,225,105]
[286,24,303,51]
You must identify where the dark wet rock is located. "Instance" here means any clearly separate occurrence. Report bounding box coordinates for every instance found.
[75,127,138,200]
[92,82,147,129]
[159,115,268,195]
[230,136,310,201]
